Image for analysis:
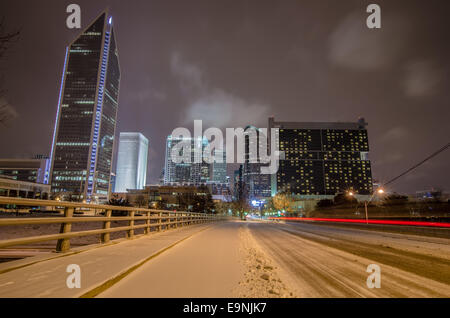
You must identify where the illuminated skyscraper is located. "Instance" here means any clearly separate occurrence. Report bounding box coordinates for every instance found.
[243,126,271,200]
[210,148,227,184]
[164,135,210,185]
[49,10,120,203]
[269,117,373,197]
[114,133,149,192]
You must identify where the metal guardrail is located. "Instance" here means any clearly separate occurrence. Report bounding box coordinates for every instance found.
[0,197,223,252]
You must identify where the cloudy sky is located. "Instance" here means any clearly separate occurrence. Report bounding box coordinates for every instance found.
[0,0,449,193]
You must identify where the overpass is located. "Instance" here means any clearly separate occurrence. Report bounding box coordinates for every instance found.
[0,197,449,298]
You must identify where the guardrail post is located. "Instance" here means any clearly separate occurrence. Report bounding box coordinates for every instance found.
[175,213,178,229]
[127,211,135,239]
[145,211,150,235]
[158,212,162,232]
[101,209,112,243]
[56,207,74,252]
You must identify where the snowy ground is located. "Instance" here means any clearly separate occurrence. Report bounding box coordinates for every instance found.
[248,221,450,297]
[233,224,298,298]
[1,220,448,297]
[99,221,298,298]
[101,219,450,298]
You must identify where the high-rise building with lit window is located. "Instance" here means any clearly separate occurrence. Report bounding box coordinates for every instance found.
[49,10,120,203]
[164,135,210,185]
[0,158,50,184]
[243,126,271,200]
[210,148,227,184]
[269,117,373,198]
[114,133,148,192]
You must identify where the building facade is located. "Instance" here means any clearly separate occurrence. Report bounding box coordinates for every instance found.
[115,185,211,210]
[0,177,51,200]
[269,117,373,198]
[210,148,227,184]
[0,158,50,184]
[163,135,210,185]
[114,132,148,192]
[49,10,120,203]
[243,126,271,200]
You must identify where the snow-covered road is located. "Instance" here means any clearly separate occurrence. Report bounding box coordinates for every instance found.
[248,221,450,297]
[99,220,450,298]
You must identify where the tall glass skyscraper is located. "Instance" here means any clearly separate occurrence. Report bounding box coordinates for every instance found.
[163,135,210,185]
[49,10,120,203]
[210,148,227,184]
[243,126,271,200]
[114,133,149,192]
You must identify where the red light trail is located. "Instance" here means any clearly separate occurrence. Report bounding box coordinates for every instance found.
[268,217,450,228]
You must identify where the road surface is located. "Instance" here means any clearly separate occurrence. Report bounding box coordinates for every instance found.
[98,221,246,298]
[99,220,450,298]
[1,220,448,297]
[248,221,450,297]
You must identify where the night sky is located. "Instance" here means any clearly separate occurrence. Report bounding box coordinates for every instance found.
[0,0,449,193]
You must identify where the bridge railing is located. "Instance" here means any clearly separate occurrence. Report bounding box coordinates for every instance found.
[0,197,223,252]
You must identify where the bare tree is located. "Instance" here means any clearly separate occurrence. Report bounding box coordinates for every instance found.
[134,194,148,208]
[0,97,18,125]
[0,18,20,125]
[0,17,20,61]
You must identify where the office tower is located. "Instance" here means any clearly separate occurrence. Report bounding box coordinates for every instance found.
[243,126,271,200]
[164,135,209,185]
[210,148,227,183]
[269,117,373,197]
[233,165,245,200]
[0,157,50,184]
[158,169,165,185]
[114,133,149,192]
[109,172,116,195]
[49,10,120,203]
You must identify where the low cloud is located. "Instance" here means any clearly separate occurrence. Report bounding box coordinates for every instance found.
[378,152,404,165]
[170,52,270,128]
[329,11,409,71]
[403,60,442,98]
[380,126,409,142]
[187,89,270,128]
[170,52,205,95]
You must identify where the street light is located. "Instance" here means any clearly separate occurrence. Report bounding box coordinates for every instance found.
[364,187,385,224]
[347,188,385,224]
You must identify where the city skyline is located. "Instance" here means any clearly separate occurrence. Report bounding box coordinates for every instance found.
[0,0,449,194]
[0,1,449,303]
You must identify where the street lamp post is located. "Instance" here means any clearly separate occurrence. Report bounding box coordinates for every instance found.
[348,188,384,225]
